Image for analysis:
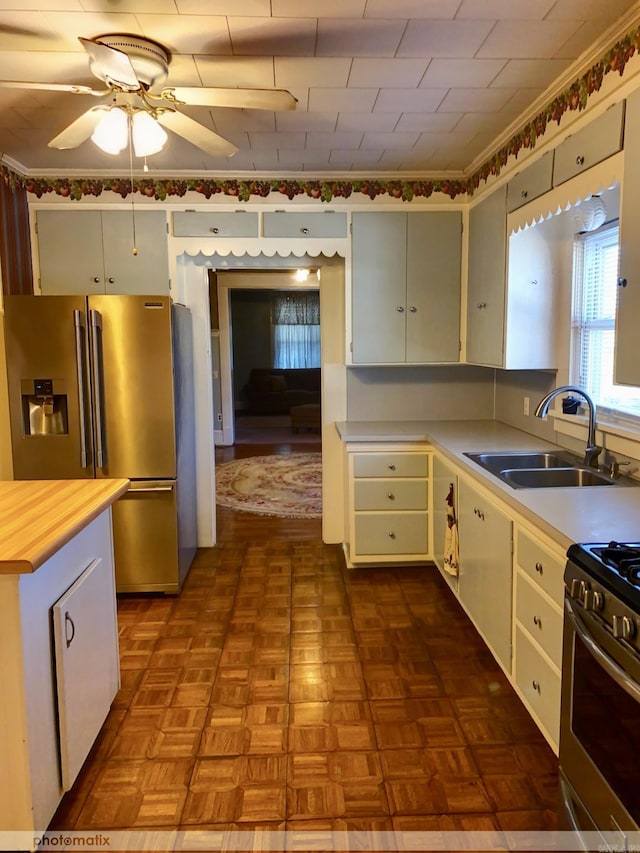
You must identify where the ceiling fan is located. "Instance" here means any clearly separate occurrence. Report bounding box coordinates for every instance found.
[0,34,298,159]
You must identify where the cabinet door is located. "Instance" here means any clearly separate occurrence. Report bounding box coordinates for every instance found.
[616,89,640,385]
[52,555,119,790]
[37,210,105,294]
[432,454,458,584]
[406,212,461,362]
[263,211,347,238]
[352,212,407,363]
[507,152,554,212]
[457,478,513,672]
[101,210,169,294]
[173,210,259,237]
[466,186,507,367]
[553,101,625,187]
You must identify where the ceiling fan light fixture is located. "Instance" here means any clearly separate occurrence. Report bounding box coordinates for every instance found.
[91,106,128,154]
[132,110,167,157]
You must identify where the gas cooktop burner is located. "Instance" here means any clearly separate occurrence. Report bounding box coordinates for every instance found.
[567,541,640,612]
[597,541,640,578]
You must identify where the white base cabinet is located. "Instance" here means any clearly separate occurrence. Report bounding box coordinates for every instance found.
[0,509,120,843]
[344,443,431,566]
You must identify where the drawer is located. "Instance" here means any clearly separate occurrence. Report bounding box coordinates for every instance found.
[515,571,563,669]
[354,478,428,511]
[552,101,625,186]
[516,528,565,605]
[172,211,259,237]
[514,625,561,748]
[352,452,429,479]
[353,512,428,556]
[263,211,348,238]
[506,152,554,212]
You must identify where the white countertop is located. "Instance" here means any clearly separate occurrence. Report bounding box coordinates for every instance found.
[336,419,640,552]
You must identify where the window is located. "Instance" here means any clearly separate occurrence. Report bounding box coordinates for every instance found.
[573,222,640,418]
[271,291,320,369]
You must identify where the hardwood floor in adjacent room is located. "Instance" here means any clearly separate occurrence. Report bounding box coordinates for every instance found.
[50,435,559,845]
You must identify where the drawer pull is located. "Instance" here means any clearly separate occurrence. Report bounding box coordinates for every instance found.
[521,189,528,199]
[473,507,485,520]
[533,615,541,628]
[409,306,417,313]
[397,306,405,313]
[93,276,101,283]
[532,679,541,693]
[301,227,309,234]
[209,226,220,234]
[387,492,395,501]
[576,154,585,166]
[535,561,543,574]
[388,464,396,471]
[388,531,396,539]
[476,302,487,309]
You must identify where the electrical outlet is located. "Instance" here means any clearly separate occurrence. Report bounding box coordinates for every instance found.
[523,396,530,416]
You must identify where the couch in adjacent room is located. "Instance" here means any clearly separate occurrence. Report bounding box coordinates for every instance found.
[243,367,321,415]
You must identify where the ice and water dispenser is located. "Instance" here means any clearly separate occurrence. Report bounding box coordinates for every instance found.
[20,378,69,435]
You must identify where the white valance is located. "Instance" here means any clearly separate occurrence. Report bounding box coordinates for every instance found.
[173,240,347,260]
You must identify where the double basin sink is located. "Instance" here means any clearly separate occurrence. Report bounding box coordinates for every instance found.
[464,450,632,489]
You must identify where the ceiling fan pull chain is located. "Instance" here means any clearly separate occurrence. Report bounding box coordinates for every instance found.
[128,118,138,257]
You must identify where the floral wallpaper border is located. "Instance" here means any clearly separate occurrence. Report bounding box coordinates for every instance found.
[3,21,639,204]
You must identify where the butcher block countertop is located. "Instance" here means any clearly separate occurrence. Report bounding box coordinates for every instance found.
[0,479,129,574]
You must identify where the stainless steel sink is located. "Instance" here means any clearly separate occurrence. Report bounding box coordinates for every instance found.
[463,450,632,489]
[501,467,614,488]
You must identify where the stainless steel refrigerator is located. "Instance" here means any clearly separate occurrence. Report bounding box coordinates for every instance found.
[3,294,197,594]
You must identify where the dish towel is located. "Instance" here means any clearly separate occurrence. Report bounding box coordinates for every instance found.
[443,481,460,577]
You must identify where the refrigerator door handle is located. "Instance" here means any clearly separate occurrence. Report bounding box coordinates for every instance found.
[73,310,90,469]
[89,309,107,469]
[129,486,175,493]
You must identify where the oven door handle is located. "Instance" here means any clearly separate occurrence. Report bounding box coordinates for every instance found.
[565,595,640,703]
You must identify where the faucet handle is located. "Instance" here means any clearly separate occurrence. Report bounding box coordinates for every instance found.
[609,460,631,479]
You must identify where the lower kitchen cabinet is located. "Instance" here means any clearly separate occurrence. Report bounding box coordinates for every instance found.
[344,443,431,566]
[0,509,119,836]
[457,477,513,673]
[432,453,459,592]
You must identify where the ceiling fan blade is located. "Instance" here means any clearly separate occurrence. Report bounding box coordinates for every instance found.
[159,86,297,112]
[156,111,239,158]
[0,80,109,96]
[48,106,108,150]
[79,36,140,91]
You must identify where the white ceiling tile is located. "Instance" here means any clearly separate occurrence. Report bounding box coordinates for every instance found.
[365,0,459,19]
[373,88,447,113]
[414,130,475,150]
[0,0,82,8]
[228,17,317,56]
[501,88,545,113]
[316,19,407,57]
[248,131,306,148]
[0,12,71,51]
[456,0,555,19]
[420,59,506,88]
[395,112,462,132]
[137,15,232,56]
[156,54,202,87]
[553,21,610,59]
[41,11,145,48]
[546,0,637,20]
[329,148,383,165]
[275,151,305,169]
[349,58,428,88]
[273,0,366,17]
[277,111,338,131]
[212,109,276,134]
[398,20,494,58]
[175,0,270,14]
[453,112,515,134]
[336,112,398,131]
[306,130,363,148]
[438,87,514,112]
[82,0,177,12]
[194,56,275,88]
[476,20,583,59]
[0,49,90,83]
[361,131,419,149]
[275,57,351,89]
[308,88,377,112]
[489,58,571,88]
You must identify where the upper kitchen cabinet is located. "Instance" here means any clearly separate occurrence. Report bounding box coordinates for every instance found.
[616,89,640,386]
[351,211,461,364]
[172,210,259,237]
[506,152,554,212]
[467,185,558,370]
[552,101,625,187]
[35,210,170,295]
[263,211,348,238]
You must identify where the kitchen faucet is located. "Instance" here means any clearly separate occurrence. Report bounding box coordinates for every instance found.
[534,385,601,468]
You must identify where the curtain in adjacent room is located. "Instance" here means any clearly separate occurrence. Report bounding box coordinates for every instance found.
[271,291,320,369]
[0,170,33,295]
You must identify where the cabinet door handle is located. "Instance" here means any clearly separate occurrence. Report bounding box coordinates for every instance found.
[618,277,628,288]
[576,155,585,166]
[535,561,543,574]
[397,306,405,313]
[301,227,309,234]
[93,276,101,283]
[388,464,396,471]
[476,302,487,309]
[532,679,541,692]
[210,226,220,234]
[108,277,115,284]
[64,611,76,648]
[388,531,396,539]
[387,492,395,500]
[521,189,528,199]
[533,615,541,628]
[409,306,417,313]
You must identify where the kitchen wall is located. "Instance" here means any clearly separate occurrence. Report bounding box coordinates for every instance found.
[346,364,495,421]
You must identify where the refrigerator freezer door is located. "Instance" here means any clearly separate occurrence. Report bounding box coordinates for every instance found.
[89,295,177,479]
[111,480,181,593]
[4,295,94,479]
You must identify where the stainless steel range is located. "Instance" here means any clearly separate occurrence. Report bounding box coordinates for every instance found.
[560,541,640,848]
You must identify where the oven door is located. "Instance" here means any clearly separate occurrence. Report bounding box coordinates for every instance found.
[560,590,640,838]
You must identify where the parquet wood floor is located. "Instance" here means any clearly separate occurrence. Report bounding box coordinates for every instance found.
[49,438,559,848]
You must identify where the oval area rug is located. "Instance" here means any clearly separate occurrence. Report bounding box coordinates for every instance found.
[215,453,322,518]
